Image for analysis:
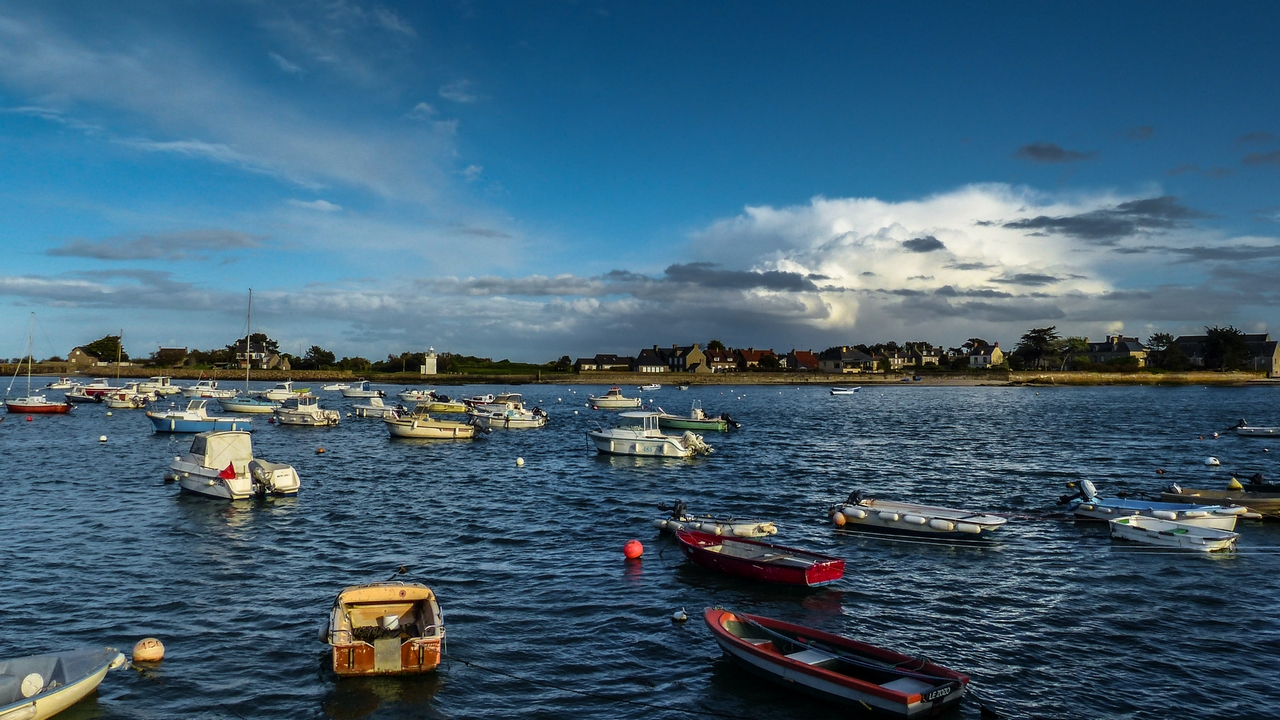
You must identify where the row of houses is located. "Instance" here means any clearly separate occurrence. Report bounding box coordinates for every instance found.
[66,342,291,371]
[576,345,822,374]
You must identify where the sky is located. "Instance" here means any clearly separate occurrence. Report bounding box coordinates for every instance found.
[1,1,1279,362]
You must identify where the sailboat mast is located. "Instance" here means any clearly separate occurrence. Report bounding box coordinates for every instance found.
[25,312,33,396]
[245,289,252,391]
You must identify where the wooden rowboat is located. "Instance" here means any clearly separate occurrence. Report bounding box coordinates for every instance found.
[675,529,844,586]
[704,608,968,719]
[1109,516,1239,552]
[322,582,446,677]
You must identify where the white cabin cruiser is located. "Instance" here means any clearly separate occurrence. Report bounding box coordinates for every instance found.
[1232,419,1280,437]
[139,376,183,396]
[830,387,860,395]
[163,430,300,499]
[397,388,433,402]
[104,382,156,409]
[352,396,405,418]
[183,379,237,399]
[1109,516,1239,552]
[274,395,341,426]
[470,406,548,429]
[264,380,310,401]
[341,380,384,398]
[468,393,530,414]
[588,387,642,409]
[829,490,1007,539]
[1061,480,1245,530]
[585,412,712,457]
[43,377,75,389]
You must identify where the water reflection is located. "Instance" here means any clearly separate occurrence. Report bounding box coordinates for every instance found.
[320,672,446,720]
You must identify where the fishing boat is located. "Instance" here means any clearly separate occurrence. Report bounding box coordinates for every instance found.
[1161,479,1280,517]
[218,395,279,414]
[77,378,115,398]
[138,376,183,396]
[43,377,75,390]
[830,387,860,395]
[183,378,236,399]
[422,393,467,413]
[703,608,968,719]
[64,388,101,404]
[1230,419,1280,436]
[351,396,404,418]
[828,491,1007,540]
[264,380,309,401]
[4,314,73,414]
[468,392,530,414]
[639,383,661,391]
[163,430,299,499]
[274,395,341,426]
[385,405,476,439]
[586,412,712,457]
[652,500,778,537]
[1109,516,1239,552]
[322,383,351,391]
[0,647,128,720]
[1060,480,1246,530]
[103,383,156,409]
[470,406,548,429]
[397,388,433,402]
[676,530,844,586]
[147,399,253,433]
[587,386,641,409]
[341,380,384,399]
[654,401,739,431]
[321,582,445,677]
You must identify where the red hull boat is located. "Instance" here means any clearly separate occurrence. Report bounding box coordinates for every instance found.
[704,608,968,718]
[675,529,844,586]
[5,397,72,414]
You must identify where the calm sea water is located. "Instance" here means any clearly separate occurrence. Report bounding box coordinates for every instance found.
[3,380,1280,720]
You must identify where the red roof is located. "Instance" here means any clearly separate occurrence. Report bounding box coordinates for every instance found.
[790,350,818,369]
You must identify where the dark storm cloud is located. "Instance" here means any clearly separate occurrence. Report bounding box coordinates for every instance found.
[892,296,1066,322]
[1002,196,1207,244]
[992,273,1060,286]
[945,261,995,270]
[47,229,263,260]
[1128,126,1154,141]
[1238,131,1276,145]
[1243,150,1280,167]
[661,262,817,291]
[1168,164,1233,178]
[901,235,946,253]
[933,286,1013,298]
[1014,142,1096,163]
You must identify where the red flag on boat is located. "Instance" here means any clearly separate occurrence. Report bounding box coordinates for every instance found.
[219,463,236,479]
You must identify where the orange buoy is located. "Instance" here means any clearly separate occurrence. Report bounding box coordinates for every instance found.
[623,539,643,559]
[316,447,325,454]
[133,638,165,662]
[832,511,847,527]
[1157,468,1165,474]
[26,416,32,422]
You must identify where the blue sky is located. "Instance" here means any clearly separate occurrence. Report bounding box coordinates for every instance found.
[1,1,1278,362]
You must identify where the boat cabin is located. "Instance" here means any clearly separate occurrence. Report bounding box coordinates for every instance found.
[187,431,254,475]
[281,396,320,410]
[618,411,663,435]
[326,582,445,677]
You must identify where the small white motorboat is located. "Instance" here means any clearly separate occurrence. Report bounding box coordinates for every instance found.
[1109,515,1239,552]
[639,383,661,391]
[322,383,351,391]
[183,378,237,399]
[1234,422,1280,437]
[147,399,253,433]
[163,430,300,499]
[585,412,712,457]
[385,405,476,439]
[43,377,75,390]
[138,376,183,396]
[587,387,642,409]
[469,392,528,414]
[264,380,310,401]
[1062,480,1245,530]
[341,380,384,398]
[397,388,433,402]
[0,647,128,720]
[830,387,860,395]
[104,383,157,409]
[470,406,548,429]
[352,396,404,418]
[652,500,777,537]
[274,395,341,426]
[218,395,280,414]
[829,491,1007,539]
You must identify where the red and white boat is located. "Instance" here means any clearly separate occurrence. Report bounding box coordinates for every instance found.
[5,394,72,414]
[675,529,844,586]
[704,608,968,719]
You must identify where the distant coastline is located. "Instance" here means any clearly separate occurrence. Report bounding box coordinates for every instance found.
[4,364,1269,386]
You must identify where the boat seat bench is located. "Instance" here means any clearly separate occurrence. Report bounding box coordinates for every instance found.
[785,649,835,665]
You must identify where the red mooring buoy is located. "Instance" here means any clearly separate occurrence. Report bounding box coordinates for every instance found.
[623,539,644,559]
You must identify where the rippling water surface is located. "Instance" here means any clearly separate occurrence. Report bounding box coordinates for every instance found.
[4,381,1280,719]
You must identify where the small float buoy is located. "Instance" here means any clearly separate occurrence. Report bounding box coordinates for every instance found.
[99,435,107,443]
[106,411,113,416]
[623,539,644,559]
[316,447,326,454]
[1198,435,1204,440]
[832,511,847,527]
[516,457,525,467]
[1205,456,1220,466]
[672,608,688,623]
[132,638,164,662]
[1265,448,1271,453]
[1157,468,1165,474]
[558,398,562,402]
[573,410,578,415]
[25,416,32,422]
[1212,432,1219,438]
[268,417,276,424]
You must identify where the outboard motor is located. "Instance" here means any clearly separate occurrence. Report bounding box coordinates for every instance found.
[846,489,864,506]
[658,500,688,520]
[1056,480,1098,506]
[720,413,742,429]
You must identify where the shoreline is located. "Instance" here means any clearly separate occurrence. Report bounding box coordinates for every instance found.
[7,365,1270,387]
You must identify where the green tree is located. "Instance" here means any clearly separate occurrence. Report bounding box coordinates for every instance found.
[338,356,371,371]
[1146,332,1189,370]
[83,334,127,362]
[295,345,336,370]
[706,339,726,352]
[1059,336,1090,370]
[548,355,572,371]
[1013,326,1061,369]
[759,354,780,370]
[1204,325,1249,370]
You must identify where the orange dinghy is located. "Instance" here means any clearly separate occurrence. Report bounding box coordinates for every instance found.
[321,582,445,677]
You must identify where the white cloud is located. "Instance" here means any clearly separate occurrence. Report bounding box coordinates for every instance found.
[269,52,302,74]
[439,79,477,103]
[407,102,436,119]
[287,199,342,212]
[463,164,482,182]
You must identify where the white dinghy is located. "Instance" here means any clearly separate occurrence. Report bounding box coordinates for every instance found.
[0,647,127,720]
[652,500,777,537]
[163,430,300,500]
[830,387,860,395]
[1109,515,1239,552]
[1061,480,1246,530]
[829,490,1006,539]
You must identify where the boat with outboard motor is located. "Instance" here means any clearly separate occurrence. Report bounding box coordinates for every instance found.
[103,383,158,409]
[676,530,844,586]
[77,378,115,399]
[163,430,299,499]
[264,380,310,401]
[275,395,341,426]
[218,395,280,414]
[586,412,713,457]
[64,388,101,404]
[385,405,477,439]
[1161,477,1280,516]
[147,399,253,433]
[703,608,968,719]
[828,491,1007,540]
[1109,515,1240,552]
[321,581,445,677]
[421,392,467,413]
[396,388,433,402]
[138,376,183,396]
[43,377,75,390]
[341,380,384,398]
[183,378,237,399]
[1060,480,1247,530]
[831,387,860,395]
[468,392,529,414]
[351,396,405,418]
[1230,419,1280,436]
[470,406,548,429]
[654,400,739,431]
[587,386,641,409]
[0,646,129,720]
[653,500,777,537]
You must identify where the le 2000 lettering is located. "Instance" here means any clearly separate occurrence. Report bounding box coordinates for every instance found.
[926,687,951,700]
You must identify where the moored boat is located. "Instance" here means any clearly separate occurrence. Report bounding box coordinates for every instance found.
[218,395,280,414]
[64,388,102,404]
[385,405,476,439]
[138,376,183,396]
[321,582,445,677]
[469,406,548,429]
[322,383,351,391]
[5,315,75,414]
[163,430,299,499]
[183,378,237,399]
[0,646,128,720]
[77,378,115,398]
[1161,480,1280,517]
[351,396,404,419]
[1060,480,1246,530]
[654,400,739,431]
[264,380,310,401]
[639,383,661,391]
[828,491,1007,540]
[274,395,340,426]
[675,529,844,586]
[703,608,968,719]
[586,412,712,457]
[653,500,777,537]
[587,386,641,409]
[103,383,156,409]
[341,380,384,398]
[1109,515,1239,552]
[43,377,75,390]
[397,388,433,402]
[831,387,860,395]
[147,399,253,433]
[422,392,467,413]
[1230,419,1280,436]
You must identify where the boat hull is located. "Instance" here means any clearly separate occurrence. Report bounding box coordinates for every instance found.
[423,401,467,413]
[1071,502,1240,530]
[676,530,844,586]
[655,517,778,537]
[4,400,72,414]
[832,499,1006,540]
[324,582,445,678]
[148,414,252,433]
[218,398,279,414]
[386,419,475,439]
[0,647,125,720]
[589,398,642,409]
[1160,489,1280,516]
[586,429,692,457]
[275,410,340,426]
[657,416,729,431]
[1109,516,1239,552]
